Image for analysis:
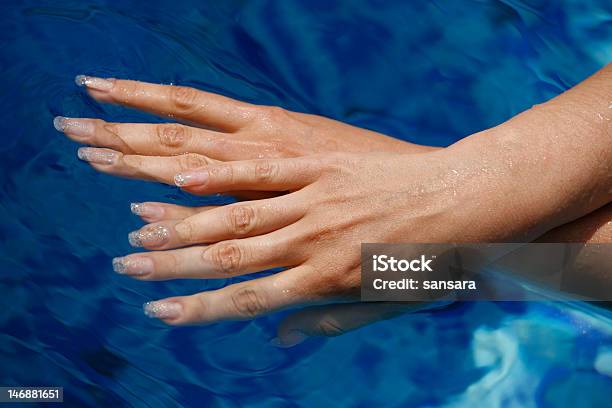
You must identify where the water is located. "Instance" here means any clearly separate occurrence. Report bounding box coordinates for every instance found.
[1,0,611,406]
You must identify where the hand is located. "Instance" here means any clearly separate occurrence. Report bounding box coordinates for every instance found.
[55,76,436,199]
[112,151,479,330]
[62,67,612,345]
[116,149,611,345]
[57,76,450,345]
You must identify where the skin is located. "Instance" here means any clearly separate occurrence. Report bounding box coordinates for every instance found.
[57,64,612,346]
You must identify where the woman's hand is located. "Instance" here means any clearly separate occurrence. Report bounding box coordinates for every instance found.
[58,65,612,345]
[112,150,485,326]
[55,76,435,197]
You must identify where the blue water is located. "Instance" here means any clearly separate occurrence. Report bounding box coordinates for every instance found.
[1,0,611,406]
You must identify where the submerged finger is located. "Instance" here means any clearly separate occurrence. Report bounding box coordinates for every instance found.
[126,196,303,250]
[76,148,284,198]
[174,157,324,194]
[55,117,246,158]
[75,76,256,132]
[129,202,216,223]
[170,194,305,245]
[77,146,215,184]
[114,229,301,280]
[140,265,315,324]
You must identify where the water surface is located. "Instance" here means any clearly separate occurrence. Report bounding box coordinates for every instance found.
[1,1,611,406]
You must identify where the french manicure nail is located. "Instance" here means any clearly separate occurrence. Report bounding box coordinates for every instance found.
[112,256,154,276]
[53,116,66,131]
[54,116,95,138]
[77,147,118,165]
[74,75,115,92]
[270,330,307,348]
[174,170,208,187]
[128,225,170,248]
[130,203,165,221]
[143,301,182,319]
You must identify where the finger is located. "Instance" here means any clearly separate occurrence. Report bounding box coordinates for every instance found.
[55,117,274,160]
[273,302,429,347]
[174,157,324,194]
[171,194,306,245]
[76,147,215,184]
[55,118,222,156]
[114,226,302,280]
[129,202,216,223]
[140,265,315,325]
[75,76,256,132]
[76,147,285,198]
[126,196,304,250]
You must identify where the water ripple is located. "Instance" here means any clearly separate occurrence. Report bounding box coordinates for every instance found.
[1,0,611,406]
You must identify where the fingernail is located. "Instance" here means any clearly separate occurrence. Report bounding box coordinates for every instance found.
[75,75,115,92]
[54,116,95,139]
[53,116,66,131]
[77,147,118,165]
[130,202,165,221]
[128,225,170,248]
[174,170,208,187]
[112,256,154,276]
[143,301,182,319]
[270,330,307,348]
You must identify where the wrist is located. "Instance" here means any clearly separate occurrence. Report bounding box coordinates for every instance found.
[433,133,555,242]
[392,149,520,243]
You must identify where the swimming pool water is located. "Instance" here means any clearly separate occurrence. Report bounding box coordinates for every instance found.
[1,0,611,406]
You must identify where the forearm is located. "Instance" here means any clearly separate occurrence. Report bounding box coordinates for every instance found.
[443,63,612,241]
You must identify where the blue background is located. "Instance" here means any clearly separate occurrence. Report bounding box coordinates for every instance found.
[0,0,611,406]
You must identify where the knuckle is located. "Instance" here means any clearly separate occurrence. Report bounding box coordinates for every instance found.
[227,205,256,235]
[167,252,180,276]
[254,106,296,132]
[316,317,345,337]
[157,124,189,148]
[122,154,144,168]
[305,221,343,244]
[178,153,208,171]
[231,286,268,318]
[91,117,108,128]
[100,121,119,137]
[169,86,200,113]
[256,106,302,137]
[175,221,196,243]
[209,164,234,184]
[210,242,243,274]
[259,106,288,122]
[254,160,279,182]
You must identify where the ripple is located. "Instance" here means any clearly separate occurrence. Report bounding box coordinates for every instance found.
[1,0,611,406]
